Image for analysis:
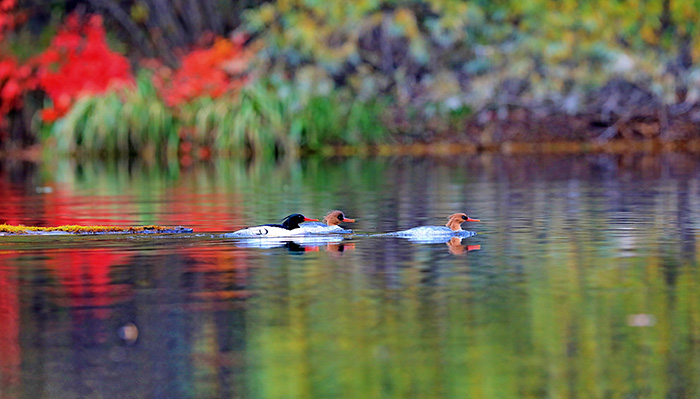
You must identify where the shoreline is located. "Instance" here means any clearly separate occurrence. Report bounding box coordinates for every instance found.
[3,137,700,161]
[324,138,700,157]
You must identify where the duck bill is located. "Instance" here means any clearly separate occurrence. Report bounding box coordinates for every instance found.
[466,218,480,222]
[342,218,356,223]
[303,217,319,222]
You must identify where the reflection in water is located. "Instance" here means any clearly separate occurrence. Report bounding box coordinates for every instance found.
[232,235,346,252]
[446,237,481,255]
[233,236,357,254]
[379,230,480,255]
[0,153,699,398]
[0,256,20,396]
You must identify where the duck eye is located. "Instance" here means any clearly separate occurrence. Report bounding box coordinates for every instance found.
[338,214,344,220]
[461,215,467,220]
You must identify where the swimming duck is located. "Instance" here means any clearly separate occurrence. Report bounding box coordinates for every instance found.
[384,213,480,237]
[226,214,319,237]
[300,210,356,234]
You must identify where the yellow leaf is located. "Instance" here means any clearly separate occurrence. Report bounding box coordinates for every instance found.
[640,24,657,45]
[259,4,276,24]
[394,8,419,39]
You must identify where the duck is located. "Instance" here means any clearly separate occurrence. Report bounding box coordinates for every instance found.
[299,210,356,234]
[384,213,480,238]
[226,213,319,238]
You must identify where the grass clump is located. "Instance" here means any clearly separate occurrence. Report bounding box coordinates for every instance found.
[41,73,391,159]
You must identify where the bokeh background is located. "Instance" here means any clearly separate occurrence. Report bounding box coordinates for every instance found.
[2,0,700,159]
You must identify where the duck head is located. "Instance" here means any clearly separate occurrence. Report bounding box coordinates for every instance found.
[281,214,319,230]
[323,210,356,226]
[445,213,480,231]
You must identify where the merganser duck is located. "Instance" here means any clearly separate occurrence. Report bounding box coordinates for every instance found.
[300,210,356,234]
[384,213,480,238]
[226,214,319,237]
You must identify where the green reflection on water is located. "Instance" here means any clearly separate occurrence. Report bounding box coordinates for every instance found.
[7,154,700,399]
[245,253,700,399]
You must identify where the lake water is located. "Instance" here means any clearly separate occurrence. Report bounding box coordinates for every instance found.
[1,153,699,399]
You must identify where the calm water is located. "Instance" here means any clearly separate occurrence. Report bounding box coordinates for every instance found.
[1,153,699,399]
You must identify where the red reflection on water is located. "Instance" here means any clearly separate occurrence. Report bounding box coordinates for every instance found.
[0,253,20,390]
[45,249,132,312]
[160,191,245,232]
[0,167,250,234]
[0,178,39,226]
[42,188,140,226]
[186,247,251,302]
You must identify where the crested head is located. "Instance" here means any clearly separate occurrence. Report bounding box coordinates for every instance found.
[323,210,356,226]
[281,213,318,230]
[445,213,480,231]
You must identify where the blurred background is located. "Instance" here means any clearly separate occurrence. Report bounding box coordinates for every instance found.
[2,3,700,399]
[2,0,700,159]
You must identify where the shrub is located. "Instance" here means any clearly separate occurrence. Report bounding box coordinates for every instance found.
[0,55,35,128]
[34,13,133,122]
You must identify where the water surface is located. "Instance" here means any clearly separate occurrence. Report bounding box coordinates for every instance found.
[1,153,699,399]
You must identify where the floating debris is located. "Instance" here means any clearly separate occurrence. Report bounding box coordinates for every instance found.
[0,224,193,236]
[118,322,139,345]
[627,314,657,327]
[35,186,53,194]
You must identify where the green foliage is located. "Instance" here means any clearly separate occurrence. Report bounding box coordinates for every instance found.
[177,76,389,157]
[43,72,176,157]
[29,0,700,157]
[245,0,700,112]
[299,91,389,148]
[41,71,390,158]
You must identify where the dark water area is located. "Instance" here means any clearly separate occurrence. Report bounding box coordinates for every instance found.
[1,153,700,399]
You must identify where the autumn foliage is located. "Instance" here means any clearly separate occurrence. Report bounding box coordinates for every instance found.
[34,14,133,122]
[2,10,256,129]
[0,56,35,126]
[0,0,20,42]
[151,35,254,107]
[0,0,32,128]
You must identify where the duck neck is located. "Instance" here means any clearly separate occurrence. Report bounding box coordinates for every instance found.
[445,220,463,231]
[282,220,300,230]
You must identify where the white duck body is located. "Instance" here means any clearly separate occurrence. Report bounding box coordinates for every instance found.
[382,213,480,240]
[299,210,355,235]
[388,226,476,240]
[224,213,318,238]
[299,222,353,234]
[224,226,307,238]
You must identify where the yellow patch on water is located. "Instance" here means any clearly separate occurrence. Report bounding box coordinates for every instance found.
[0,224,186,235]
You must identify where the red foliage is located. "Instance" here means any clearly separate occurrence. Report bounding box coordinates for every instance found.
[0,55,36,127]
[34,14,134,121]
[1,10,255,127]
[0,0,20,42]
[151,35,253,107]
[0,1,33,128]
